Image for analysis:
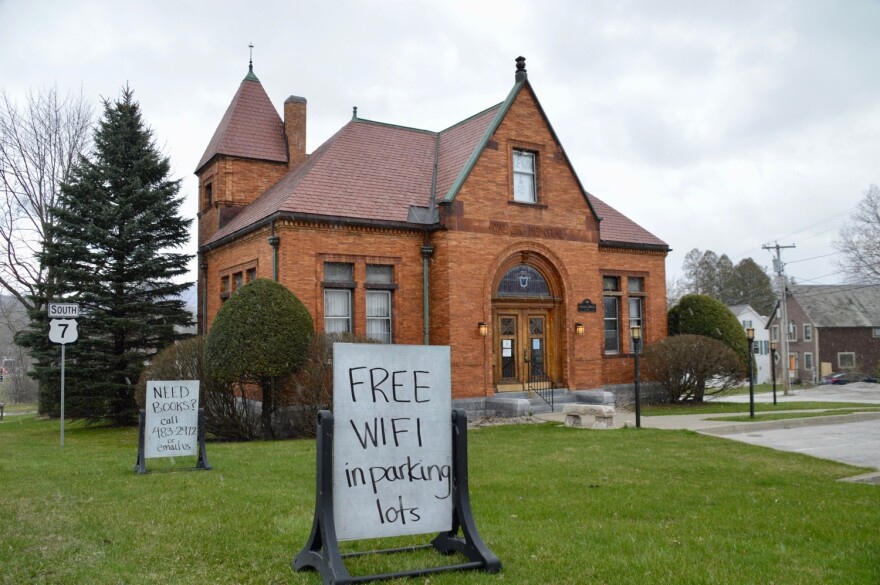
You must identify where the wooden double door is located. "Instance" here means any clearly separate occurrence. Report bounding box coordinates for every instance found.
[494,308,555,391]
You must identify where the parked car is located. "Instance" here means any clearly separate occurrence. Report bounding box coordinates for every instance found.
[820,372,879,385]
[820,373,849,385]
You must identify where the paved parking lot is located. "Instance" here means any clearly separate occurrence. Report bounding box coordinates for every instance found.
[714,382,880,477]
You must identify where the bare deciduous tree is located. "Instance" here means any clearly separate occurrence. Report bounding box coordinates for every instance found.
[835,184,880,284]
[0,86,92,309]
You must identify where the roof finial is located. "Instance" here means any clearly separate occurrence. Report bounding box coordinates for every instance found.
[248,42,254,72]
[515,56,527,82]
[352,106,358,120]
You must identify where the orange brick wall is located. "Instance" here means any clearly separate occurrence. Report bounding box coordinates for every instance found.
[197,157,287,245]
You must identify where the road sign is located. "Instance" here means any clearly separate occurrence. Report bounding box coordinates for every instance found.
[48,303,79,318]
[49,319,79,344]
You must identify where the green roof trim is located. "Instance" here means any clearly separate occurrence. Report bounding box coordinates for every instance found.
[438,80,602,224]
[440,79,525,203]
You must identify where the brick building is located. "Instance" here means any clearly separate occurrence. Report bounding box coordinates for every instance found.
[196,57,669,412]
[768,284,880,383]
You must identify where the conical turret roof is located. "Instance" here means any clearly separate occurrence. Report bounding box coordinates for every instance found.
[195,67,287,173]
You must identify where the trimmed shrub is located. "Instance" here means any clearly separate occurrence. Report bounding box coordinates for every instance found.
[205,279,314,438]
[668,293,750,368]
[641,334,745,403]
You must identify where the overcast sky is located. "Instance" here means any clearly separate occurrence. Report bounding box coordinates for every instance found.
[3,0,879,291]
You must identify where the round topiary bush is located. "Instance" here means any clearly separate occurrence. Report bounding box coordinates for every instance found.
[205,278,314,438]
[668,293,750,368]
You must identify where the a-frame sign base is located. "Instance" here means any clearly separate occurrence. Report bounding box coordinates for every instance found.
[135,408,212,474]
[293,409,501,584]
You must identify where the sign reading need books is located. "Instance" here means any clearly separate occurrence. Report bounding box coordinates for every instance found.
[294,344,500,583]
[135,380,211,474]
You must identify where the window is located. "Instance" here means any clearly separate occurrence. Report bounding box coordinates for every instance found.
[873,327,880,338]
[787,322,797,342]
[498,265,551,297]
[204,182,213,208]
[324,290,352,334]
[366,291,392,343]
[512,150,537,203]
[628,297,642,353]
[232,272,243,291]
[220,275,230,299]
[761,340,769,355]
[803,324,813,341]
[603,276,621,354]
[838,352,855,369]
[752,341,760,355]
[771,325,779,342]
[742,319,753,329]
[245,267,257,283]
[804,352,813,370]
[324,262,354,334]
[604,296,619,354]
[627,277,644,293]
[365,264,394,343]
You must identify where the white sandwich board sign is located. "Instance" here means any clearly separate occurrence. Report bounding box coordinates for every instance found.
[144,380,200,458]
[332,343,452,541]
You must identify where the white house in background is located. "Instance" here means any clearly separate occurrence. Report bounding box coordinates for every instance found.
[729,304,772,384]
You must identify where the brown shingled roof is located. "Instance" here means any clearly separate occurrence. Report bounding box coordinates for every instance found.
[201,75,668,252]
[587,194,668,249]
[195,73,287,173]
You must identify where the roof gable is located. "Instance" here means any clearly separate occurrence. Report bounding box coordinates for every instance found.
[195,71,287,173]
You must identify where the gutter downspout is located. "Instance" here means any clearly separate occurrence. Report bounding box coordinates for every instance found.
[199,255,208,334]
[268,221,280,281]
[421,241,434,345]
[422,133,440,346]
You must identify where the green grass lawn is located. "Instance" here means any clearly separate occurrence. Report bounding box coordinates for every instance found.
[1,415,878,584]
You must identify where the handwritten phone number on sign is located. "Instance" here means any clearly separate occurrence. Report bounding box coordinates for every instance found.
[151,425,197,439]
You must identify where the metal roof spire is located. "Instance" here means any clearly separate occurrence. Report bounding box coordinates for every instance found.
[244,43,259,82]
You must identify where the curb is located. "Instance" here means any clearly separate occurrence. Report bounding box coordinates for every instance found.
[698,411,880,436]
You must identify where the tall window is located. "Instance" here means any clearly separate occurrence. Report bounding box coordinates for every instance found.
[771,325,779,342]
[512,150,537,203]
[804,352,813,370]
[787,322,797,342]
[365,265,393,343]
[603,276,620,354]
[324,262,354,334]
[803,324,813,341]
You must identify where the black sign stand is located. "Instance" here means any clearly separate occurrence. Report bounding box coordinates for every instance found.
[294,409,501,584]
[135,407,212,474]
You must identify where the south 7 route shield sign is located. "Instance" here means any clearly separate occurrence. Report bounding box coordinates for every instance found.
[48,303,79,344]
[49,319,78,344]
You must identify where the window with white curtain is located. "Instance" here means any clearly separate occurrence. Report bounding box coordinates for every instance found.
[512,150,537,203]
[366,290,392,343]
[324,289,351,334]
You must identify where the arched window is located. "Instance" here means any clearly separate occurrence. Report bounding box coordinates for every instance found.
[496,264,551,297]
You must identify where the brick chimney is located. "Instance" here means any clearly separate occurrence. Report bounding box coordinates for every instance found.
[284,95,307,170]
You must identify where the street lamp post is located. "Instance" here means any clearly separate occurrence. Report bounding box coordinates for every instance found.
[631,324,642,428]
[770,340,778,406]
[746,327,755,418]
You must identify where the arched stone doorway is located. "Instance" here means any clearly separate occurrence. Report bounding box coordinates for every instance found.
[492,255,564,391]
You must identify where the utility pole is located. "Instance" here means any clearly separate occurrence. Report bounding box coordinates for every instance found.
[763,242,796,395]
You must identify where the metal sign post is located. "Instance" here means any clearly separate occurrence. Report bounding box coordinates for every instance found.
[48,303,79,448]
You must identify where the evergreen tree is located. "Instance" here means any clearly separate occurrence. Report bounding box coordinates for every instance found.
[34,86,192,424]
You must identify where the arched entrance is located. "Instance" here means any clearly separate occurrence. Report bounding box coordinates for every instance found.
[492,257,563,391]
